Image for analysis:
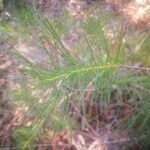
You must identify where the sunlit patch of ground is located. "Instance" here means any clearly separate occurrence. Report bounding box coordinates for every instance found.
[105,0,149,30]
[123,0,150,30]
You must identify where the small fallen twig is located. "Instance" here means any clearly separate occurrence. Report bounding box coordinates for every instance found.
[122,65,150,71]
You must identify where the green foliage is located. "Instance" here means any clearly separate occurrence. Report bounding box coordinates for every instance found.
[1,5,149,149]
[134,35,150,65]
[0,0,3,11]
[13,127,36,150]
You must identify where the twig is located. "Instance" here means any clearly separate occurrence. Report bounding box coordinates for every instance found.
[122,65,150,71]
[104,134,149,145]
